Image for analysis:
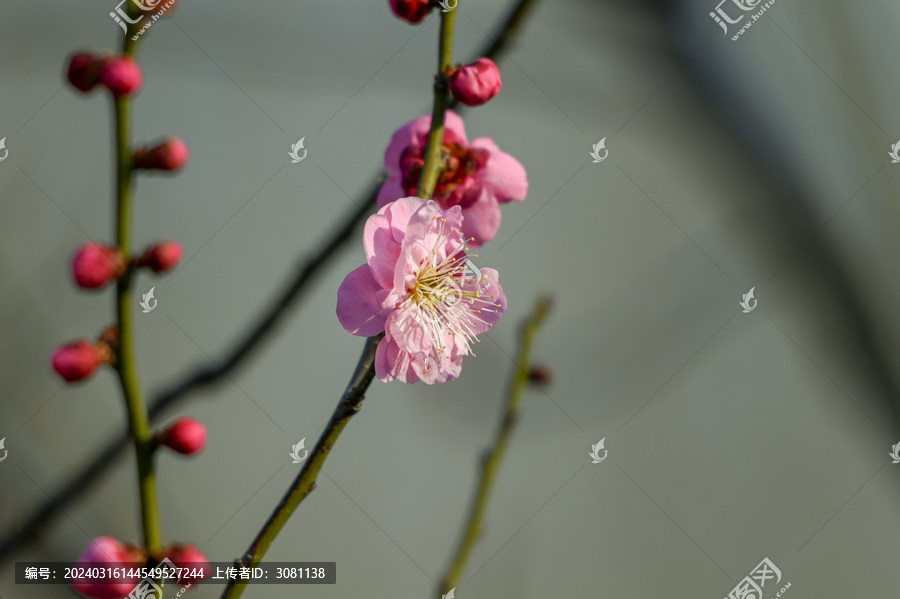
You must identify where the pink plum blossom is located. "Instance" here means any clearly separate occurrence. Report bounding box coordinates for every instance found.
[377,111,527,247]
[337,197,506,384]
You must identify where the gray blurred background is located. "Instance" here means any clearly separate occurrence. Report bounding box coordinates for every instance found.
[3,0,900,596]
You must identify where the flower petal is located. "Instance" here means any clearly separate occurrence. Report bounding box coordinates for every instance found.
[365,197,428,287]
[470,137,528,202]
[459,192,501,248]
[376,177,406,208]
[383,115,431,178]
[336,265,393,336]
[467,267,506,335]
[375,330,421,384]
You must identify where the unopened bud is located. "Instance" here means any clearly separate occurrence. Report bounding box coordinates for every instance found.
[448,58,502,106]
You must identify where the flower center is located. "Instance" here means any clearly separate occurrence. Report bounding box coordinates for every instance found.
[398,217,501,373]
[400,144,488,210]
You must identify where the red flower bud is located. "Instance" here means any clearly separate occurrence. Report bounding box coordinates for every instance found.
[71,536,145,599]
[101,57,143,96]
[66,53,105,93]
[52,340,109,383]
[139,241,184,273]
[132,136,190,171]
[448,58,502,106]
[389,0,433,23]
[71,243,124,289]
[160,417,207,455]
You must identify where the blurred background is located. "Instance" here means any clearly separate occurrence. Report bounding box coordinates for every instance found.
[3,0,900,596]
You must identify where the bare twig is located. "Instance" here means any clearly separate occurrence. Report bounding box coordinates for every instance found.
[221,334,382,599]
[438,296,551,596]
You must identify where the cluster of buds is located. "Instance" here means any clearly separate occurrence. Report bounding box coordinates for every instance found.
[57,52,189,383]
[69,241,183,291]
[386,3,502,106]
[67,53,143,96]
[72,536,209,599]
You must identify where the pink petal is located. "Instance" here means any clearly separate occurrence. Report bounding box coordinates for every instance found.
[375,331,421,383]
[416,337,464,384]
[383,112,469,177]
[376,177,406,208]
[365,197,428,287]
[459,192,502,248]
[467,267,507,335]
[470,137,528,202]
[388,307,433,354]
[383,115,432,178]
[442,110,468,145]
[336,265,393,336]
[402,202,464,265]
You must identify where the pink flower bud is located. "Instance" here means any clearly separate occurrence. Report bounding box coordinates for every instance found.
[133,137,190,171]
[139,241,184,273]
[389,0,433,23]
[67,53,105,93]
[72,243,124,289]
[448,58,502,106]
[71,536,144,599]
[164,544,211,580]
[160,417,207,455]
[52,340,108,383]
[101,57,143,96]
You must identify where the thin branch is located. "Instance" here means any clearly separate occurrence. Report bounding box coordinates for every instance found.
[114,31,162,555]
[439,296,551,595]
[220,334,383,599]
[0,0,542,562]
[418,6,457,198]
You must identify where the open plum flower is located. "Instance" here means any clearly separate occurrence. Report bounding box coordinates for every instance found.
[377,111,528,247]
[337,197,507,384]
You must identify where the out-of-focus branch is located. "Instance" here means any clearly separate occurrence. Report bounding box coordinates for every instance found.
[438,296,552,596]
[0,0,542,563]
